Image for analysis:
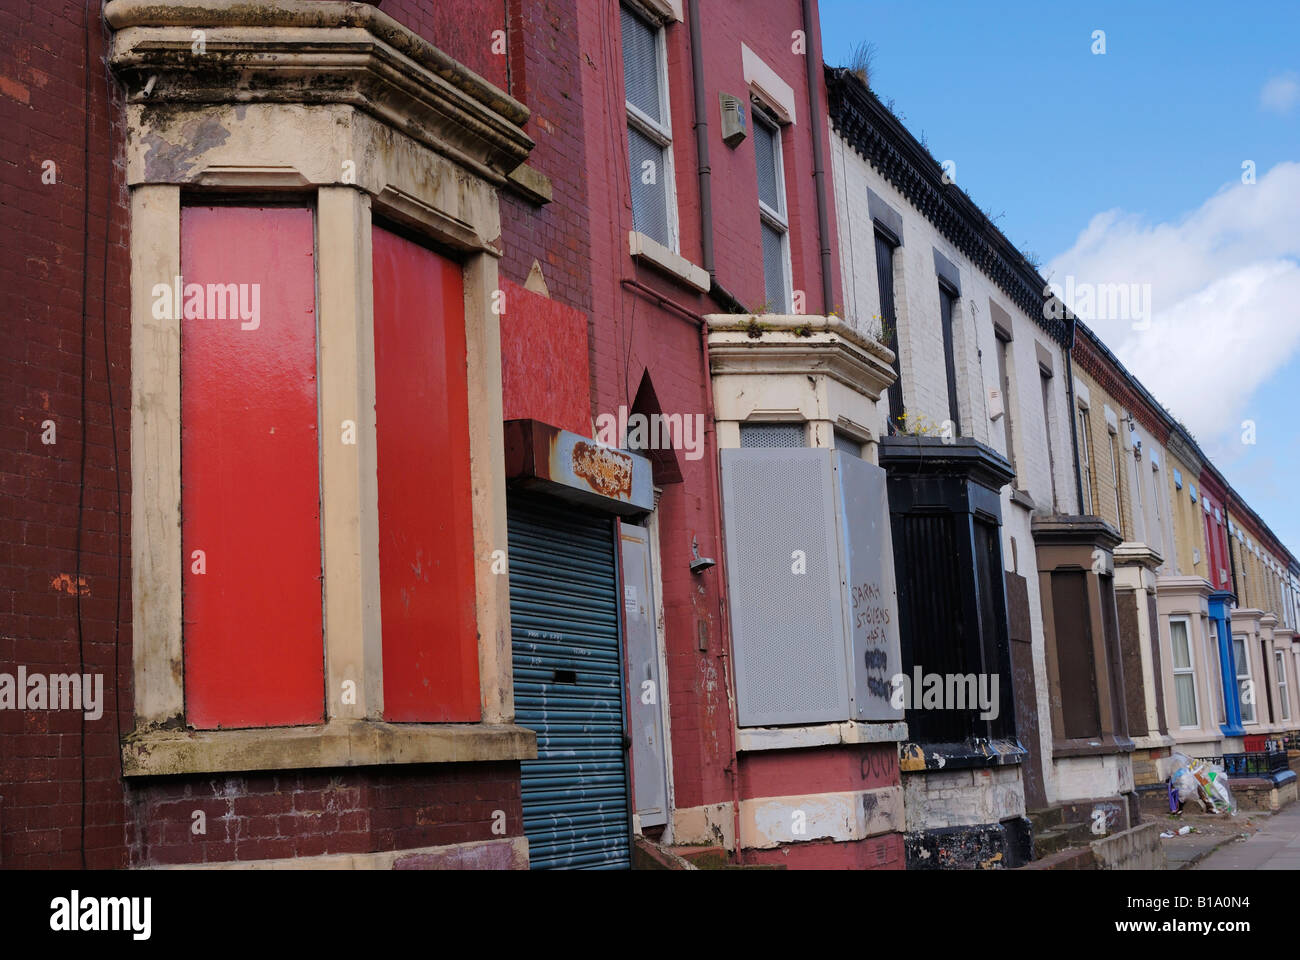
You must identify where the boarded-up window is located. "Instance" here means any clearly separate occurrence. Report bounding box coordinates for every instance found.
[875,232,902,430]
[720,448,901,726]
[181,206,324,728]
[1053,570,1100,739]
[372,226,481,722]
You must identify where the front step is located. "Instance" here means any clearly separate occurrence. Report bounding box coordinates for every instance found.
[1019,845,1099,870]
[666,844,787,869]
[1033,821,1094,858]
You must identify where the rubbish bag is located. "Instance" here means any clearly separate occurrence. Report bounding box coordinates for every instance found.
[1166,753,1236,816]
[1194,761,1236,816]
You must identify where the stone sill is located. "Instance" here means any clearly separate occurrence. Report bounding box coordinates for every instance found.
[735,720,908,753]
[1009,487,1036,511]
[122,720,537,777]
[505,163,552,205]
[1051,734,1135,759]
[1130,732,1177,751]
[899,738,1026,772]
[628,230,710,293]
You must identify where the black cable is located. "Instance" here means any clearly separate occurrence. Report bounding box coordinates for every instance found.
[75,0,94,870]
[97,0,124,784]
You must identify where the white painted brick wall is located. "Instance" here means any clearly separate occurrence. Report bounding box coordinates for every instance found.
[1054,753,1135,800]
[834,132,1094,812]
[902,765,1025,830]
[830,134,1071,515]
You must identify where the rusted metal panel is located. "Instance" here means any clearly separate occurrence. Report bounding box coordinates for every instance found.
[505,419,653,515]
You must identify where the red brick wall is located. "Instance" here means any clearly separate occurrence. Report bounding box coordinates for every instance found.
[124,764,522,866]
[498,0,593,317]
[0,0,861,869]
[573,0,852,821]
[500,278,592,436]
[0,2,133,868]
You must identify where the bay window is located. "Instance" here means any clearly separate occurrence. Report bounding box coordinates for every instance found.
[116,6,536,774]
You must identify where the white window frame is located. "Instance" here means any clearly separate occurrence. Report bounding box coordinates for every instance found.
[752,103,792,313]
[1169,616,1198,729]
[1235,634,1256,724]
[622,4,679,252]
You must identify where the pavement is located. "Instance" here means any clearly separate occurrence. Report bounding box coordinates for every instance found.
[1154,809,1265,870]
[1193,802,1300,869]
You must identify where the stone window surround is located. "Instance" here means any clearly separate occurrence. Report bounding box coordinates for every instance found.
[1032,516,1135,760]
[110,0,539,775]
[704,313,907,749]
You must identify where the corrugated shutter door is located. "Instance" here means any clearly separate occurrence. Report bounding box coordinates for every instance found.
[508,492,631,870]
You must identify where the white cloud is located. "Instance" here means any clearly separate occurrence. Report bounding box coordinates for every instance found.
[1261,71,1300,115]
[1047,162,1300,443]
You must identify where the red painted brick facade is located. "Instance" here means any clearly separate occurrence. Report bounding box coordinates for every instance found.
[1,2,133,869]
[1,0,883,870]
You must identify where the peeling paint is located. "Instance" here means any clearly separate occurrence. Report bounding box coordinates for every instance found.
[51,573,90,596]
[142,114,231,181]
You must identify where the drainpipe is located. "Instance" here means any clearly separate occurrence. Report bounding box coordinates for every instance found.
[687,0,745,862]
[801,0,835,316]
[1063,314,1085,516]
[687,0,714,278]
[687,0,749,316]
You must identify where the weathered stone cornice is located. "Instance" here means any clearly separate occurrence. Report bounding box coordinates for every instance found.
[106,0,533,183]
[704,314,897,401]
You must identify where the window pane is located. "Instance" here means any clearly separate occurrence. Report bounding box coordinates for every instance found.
[740,422,804,447]
[1170,620,1191,669]
[627,125,670,246]
[761,220,787,312]
[621,7,661,124]
[1235,635,1255,721]
[754,118,780,211]
[1175,674,1198,727]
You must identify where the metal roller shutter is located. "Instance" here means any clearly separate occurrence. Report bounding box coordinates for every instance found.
[508,492,631,870]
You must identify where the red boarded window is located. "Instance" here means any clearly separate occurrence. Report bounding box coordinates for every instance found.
[371,226,481,722]
[181,206,324,729]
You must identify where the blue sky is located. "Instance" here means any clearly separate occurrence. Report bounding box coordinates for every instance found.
[820,0,1300,556]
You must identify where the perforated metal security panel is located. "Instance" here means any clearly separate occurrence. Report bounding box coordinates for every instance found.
[834,451,904,722]
[740,421,804,448]
[721,448,850,725]
[508,493,630,870]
